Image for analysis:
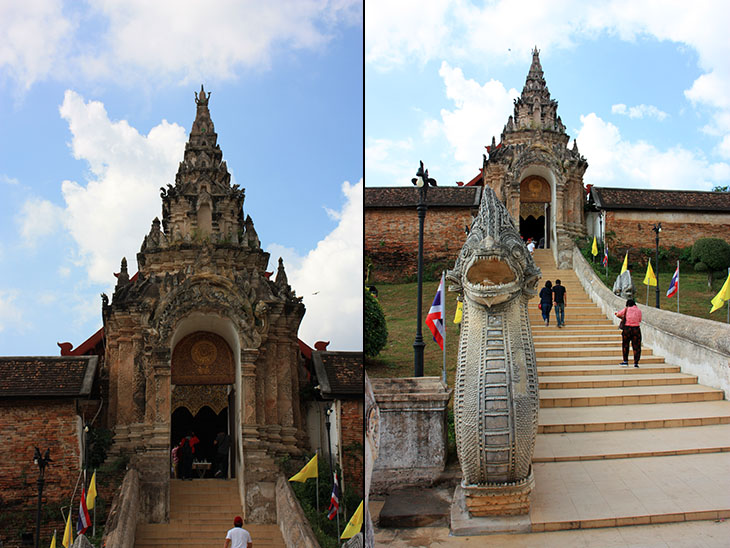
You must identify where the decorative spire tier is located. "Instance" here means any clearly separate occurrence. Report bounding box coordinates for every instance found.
[507,47,565,135]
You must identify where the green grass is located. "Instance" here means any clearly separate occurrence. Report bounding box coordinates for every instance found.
[365,262,730,383]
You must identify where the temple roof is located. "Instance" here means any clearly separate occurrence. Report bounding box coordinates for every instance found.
[522,46,549,98]
[0,356,98,398]
[312,351,363,398]
[590,187,730,212]
[365,186,482,208]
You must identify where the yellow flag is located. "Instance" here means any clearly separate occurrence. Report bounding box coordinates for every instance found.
[49,531,57,548]
[620,252,629,274]
[643,261,657,286]
[591,236,598,256]
[710,271,730,313]
[453,299,463,324]
[288,453,318,482]
[87,471,97,510]
[340,500,363,539]
[62,512,72,548]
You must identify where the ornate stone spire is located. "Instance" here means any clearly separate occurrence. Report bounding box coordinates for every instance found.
[155,86,245,246]
[507,47,565,134]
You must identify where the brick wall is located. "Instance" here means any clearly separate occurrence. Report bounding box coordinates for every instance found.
[0,399,81,547]
[365,207,474,282]
[606,211,730,252]
[340,399,364,497]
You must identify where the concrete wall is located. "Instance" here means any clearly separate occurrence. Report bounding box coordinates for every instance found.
[369,377,451,493]
[275,476,320,548]
[572,246,730,398]
[102,468,140,548]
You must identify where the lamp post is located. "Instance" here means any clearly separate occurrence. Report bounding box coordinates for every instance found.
[33,447,52,548]
[411,161,437,377]
[652,223,662,308]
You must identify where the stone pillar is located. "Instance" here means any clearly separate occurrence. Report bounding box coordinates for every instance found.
[263,342,281,451]
[241,349,259,447]
[369,377,451,493]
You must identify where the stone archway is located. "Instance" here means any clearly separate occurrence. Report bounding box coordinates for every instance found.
[520,176,551,248]
[171,331,236,478]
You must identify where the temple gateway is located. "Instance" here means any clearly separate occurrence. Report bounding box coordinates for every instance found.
[103,86,307,522]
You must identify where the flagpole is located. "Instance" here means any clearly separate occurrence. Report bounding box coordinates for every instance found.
[316,450,319,515]
[441,272,447,386]
[676,261,680,314]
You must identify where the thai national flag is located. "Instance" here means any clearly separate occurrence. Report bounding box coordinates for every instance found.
[77,487,91,534]
[666,265,679,298]
[425,274,445,350]
[602,247,608,267]
[327,472,340,520]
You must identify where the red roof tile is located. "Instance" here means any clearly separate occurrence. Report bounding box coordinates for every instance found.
[592,187,730,212]
[365,186,482,208]
[312,351,363,397]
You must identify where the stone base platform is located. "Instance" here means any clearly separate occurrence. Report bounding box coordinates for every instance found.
[450,484,531,536]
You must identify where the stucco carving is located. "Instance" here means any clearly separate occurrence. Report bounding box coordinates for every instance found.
[447,184,540,491]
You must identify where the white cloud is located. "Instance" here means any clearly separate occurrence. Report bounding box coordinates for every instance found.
[47,90,186,284]
[1,174,20,185]
[612,103,668,121]
[79,0,361,84]
[0,0,74,89]
[366,1,730,160]
[437,62,518,177]
[0,290,25,333]
[365,137,415,187]
[576,113,730,190]
[17,197,65,247]
[268,179,363,351]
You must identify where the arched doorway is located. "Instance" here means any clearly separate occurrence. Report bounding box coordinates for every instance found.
[519,175,551,248]
[171,331,236,478]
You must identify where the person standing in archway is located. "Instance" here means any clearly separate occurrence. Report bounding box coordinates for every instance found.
[214,431,230,478]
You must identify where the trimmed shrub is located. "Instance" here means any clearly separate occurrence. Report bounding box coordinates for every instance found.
[365,289,388,357]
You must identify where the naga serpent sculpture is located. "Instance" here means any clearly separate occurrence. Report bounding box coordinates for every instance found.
[447,185,541,491]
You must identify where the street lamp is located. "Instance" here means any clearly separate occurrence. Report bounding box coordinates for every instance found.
[411,161,437,377]
[33,447,52,548]
[652,223,662,308]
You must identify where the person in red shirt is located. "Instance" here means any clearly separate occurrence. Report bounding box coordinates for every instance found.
[615,299,642,367]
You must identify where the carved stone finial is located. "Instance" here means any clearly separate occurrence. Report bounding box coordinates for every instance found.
[195,84,210,106]
[275,257,289,287]
[115,257,130,287]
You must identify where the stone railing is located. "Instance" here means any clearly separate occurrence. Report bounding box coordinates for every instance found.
[275,476,320,548]
[102,468,140,548]
[572,246,730,398]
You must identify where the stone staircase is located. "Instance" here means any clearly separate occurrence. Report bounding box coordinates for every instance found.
[134,480,286,548]
[527,249,730,531]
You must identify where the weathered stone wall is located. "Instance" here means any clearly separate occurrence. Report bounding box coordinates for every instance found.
[369,377,451,494]
[0,399,80,504]
[365,207,474,282]
[275,476,320,548]
[340,399,364,497]
[572,246,730,398]
[102,468,140,548]
[606,210,730,252]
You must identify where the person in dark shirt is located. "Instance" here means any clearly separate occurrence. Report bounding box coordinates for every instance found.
[539,281,553,326]
[552,279,567,328]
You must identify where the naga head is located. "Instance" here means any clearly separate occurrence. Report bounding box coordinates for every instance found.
[447,185,540,307]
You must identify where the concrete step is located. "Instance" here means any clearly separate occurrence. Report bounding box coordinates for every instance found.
[534,424,730,462]
[536,346,655,358]
[538,401,730,433]
[534,336,623,346]
[538,364,681,376]
[539,373,698,389]
[537,355,665,367]
[539,384,724,408]
[530,453,730,532]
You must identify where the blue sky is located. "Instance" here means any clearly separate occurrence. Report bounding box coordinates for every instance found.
[0,1,363,355]
[366,1,730,191]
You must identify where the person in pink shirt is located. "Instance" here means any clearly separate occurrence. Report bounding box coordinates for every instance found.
[615,299,642,367]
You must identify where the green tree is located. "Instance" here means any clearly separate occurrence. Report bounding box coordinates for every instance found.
[364,289,388,357]
[691,238,730,289]
[711,185,729,192]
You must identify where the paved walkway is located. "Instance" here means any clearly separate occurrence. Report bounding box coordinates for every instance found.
[373,249,730,543]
